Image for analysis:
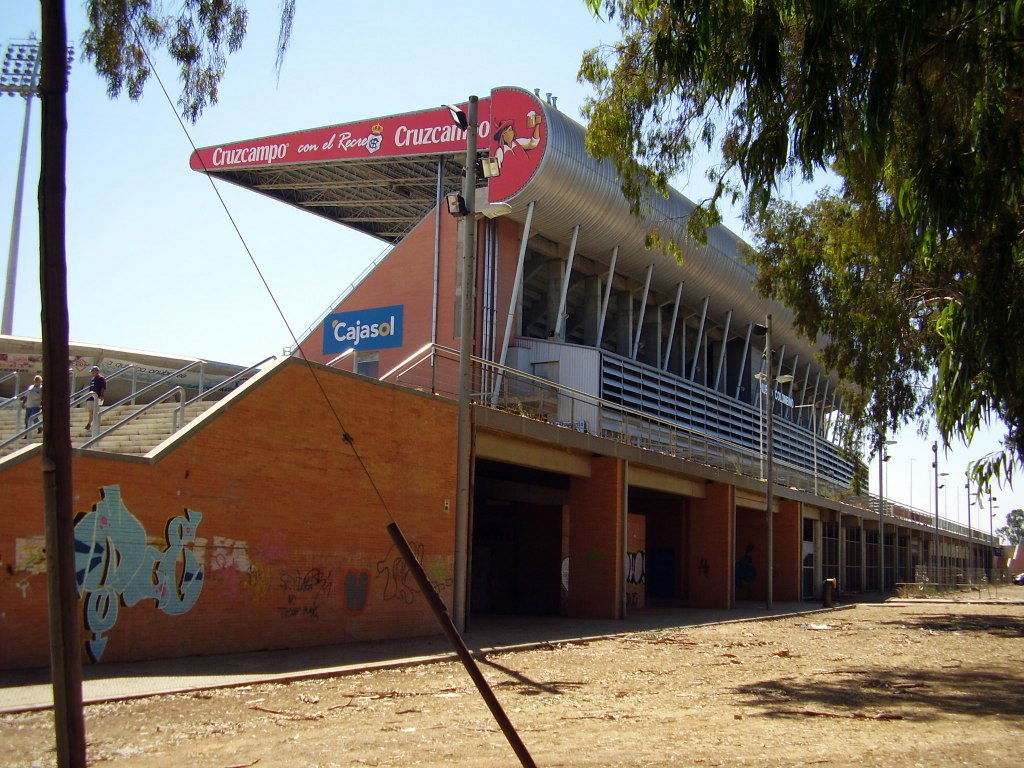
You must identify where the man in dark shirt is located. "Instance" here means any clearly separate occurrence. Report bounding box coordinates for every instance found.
[84,365,106,431]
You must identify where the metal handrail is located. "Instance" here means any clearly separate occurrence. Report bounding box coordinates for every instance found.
[0,412,44,449]
[83,361,199,413]
[69,363,143,408]
[379,343,993,545]
[80,386,185,450]
[284,242,397,356]
[326,349,355,367]
[184,355,273,407]
[0,371,22,410]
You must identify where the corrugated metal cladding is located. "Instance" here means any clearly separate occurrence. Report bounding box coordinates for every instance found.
[503,94,827,386]
[519,340,602,397]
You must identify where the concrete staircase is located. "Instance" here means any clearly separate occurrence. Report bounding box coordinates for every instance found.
[0,400,217,459]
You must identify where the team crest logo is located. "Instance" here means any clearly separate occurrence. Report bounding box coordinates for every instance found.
[367,122,384,154]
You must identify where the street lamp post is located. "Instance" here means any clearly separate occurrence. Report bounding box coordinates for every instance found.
[453,96,479,632]
[755,314,793,611]
[878,438,896,594]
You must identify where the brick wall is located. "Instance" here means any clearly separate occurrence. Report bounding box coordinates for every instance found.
[688,483,735,608]
[0,359,457,669]
[567,456,624,619]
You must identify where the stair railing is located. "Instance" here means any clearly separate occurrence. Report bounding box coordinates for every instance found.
[80,386,185,450]
[0,371,21,408]
[69,363,141,409]
[183,356,273,408]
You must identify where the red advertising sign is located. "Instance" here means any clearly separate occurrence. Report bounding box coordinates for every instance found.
[487,87,548,202]
[190,87,549,203]
[190,101,493,171]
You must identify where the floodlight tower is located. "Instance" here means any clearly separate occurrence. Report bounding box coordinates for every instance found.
[0,37,72,335]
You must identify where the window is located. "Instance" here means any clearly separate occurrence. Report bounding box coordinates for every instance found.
[355,351,380,379]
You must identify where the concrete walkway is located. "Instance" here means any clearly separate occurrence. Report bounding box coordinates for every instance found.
[0,601,849,713]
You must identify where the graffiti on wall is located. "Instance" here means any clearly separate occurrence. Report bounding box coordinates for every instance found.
[278,567,333,619]
[74,485,205,661]
[625,549,646,609]
[343,568,370,615]
[377,541,420,604]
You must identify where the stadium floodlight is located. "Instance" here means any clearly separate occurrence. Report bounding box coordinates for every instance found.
[1,37,73,335]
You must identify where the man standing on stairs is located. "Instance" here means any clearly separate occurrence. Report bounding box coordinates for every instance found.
[20,375,43,437]
[84,365,106,432]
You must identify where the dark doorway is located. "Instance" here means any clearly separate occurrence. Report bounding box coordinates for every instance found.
[471,460,566,616]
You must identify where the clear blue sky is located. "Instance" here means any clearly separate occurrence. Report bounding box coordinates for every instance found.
[2,1,1019,532]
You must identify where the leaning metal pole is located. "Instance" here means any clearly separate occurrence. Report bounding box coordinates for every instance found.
[453,95,478,632]
[39,2,86,765]
[765,313,774,610]
[387,523,536,767]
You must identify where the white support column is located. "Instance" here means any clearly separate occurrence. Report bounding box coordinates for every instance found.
[797,361,812,424]
[860,518,867,592]
[595,246,618,349]
[713,309,733,391]
[631,263,653,359]
[662,282,683,372]
[656,303,664,368]
[734,322,754,399]
[492,201,535,405]
[553,224,580,340]
[809,373,821,433]
[688,296,709,380]
[818,381,831,437]
[838,517,846,589]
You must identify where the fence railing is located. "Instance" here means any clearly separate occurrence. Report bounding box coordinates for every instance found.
[380,343,999,547]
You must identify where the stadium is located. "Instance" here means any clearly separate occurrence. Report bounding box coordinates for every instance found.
[0,86,1000,668]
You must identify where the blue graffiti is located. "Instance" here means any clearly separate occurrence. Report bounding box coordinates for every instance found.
[74,485,204,661]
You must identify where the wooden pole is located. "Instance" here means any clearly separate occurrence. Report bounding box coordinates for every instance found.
[39,1,86,764]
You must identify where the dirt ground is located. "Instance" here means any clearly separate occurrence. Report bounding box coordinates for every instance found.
[3,601,1023,767]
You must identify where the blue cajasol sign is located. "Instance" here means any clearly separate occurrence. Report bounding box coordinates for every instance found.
[322,305,403,354]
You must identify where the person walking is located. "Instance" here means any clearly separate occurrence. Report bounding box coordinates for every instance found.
[20,375,43,437]
[84,365,106,432]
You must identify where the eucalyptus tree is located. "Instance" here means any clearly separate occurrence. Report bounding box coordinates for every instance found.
[580,0,1024,485]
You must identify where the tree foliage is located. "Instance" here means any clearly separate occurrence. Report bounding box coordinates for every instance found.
[82,0,295,122]
[580,1,1024,484]
[997,508,1024,546]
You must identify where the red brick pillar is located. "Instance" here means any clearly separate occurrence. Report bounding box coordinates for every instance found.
[687,482,735,608]
[567,457,625,618]
[775,498,802,602]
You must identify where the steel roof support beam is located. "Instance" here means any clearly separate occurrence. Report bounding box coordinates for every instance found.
[819,381,831,436]
[810,373,822,433]
[689,296,709,380]
[554,225,580,340]
[662,282,683,372]
[631,263,653,359]
[713,309,733,391]
[595,246,618,350]
[734,322,754,399]
[492,201,536,406]
[798,361,813,425]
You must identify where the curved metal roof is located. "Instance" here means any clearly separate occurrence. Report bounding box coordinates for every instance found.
[190,87,834,389]
[506,92,821,377]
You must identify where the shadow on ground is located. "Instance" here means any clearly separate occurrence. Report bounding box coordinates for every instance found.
[734,664,1024,721]
[879,612,1024,638]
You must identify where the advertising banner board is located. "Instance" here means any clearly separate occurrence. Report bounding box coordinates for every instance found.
[191,87,549,204]
[322,305,404,355]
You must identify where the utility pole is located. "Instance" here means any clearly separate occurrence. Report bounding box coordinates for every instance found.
[39,2,86,765]
[453,95,478,632]
[764,314,774,610]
